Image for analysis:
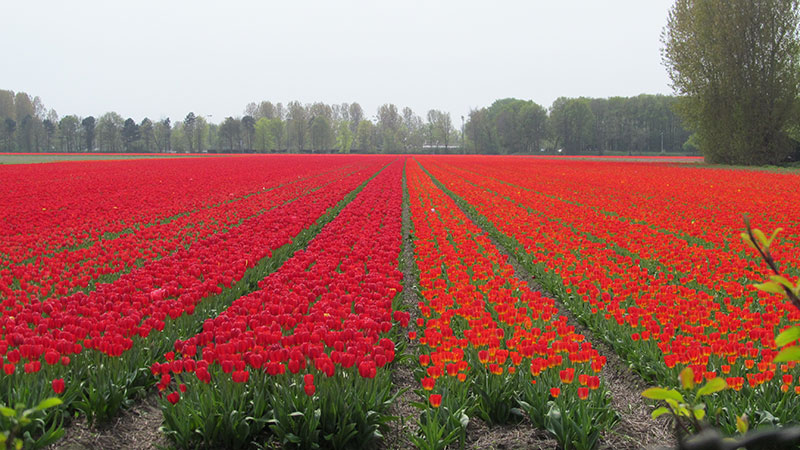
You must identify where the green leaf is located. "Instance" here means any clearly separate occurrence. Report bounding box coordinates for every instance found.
[776,327,800,347]
[642,387,684,403]
[679,367,694,390]
[693,404,706,421]
[696,378,727,397]
[36,397,63,411]
[770,275,794,290]
[767,228,783,247]
[753,229,768,248]
[753,281,784,295]
[651,407,671,419]
[737,414,749,434]
[0,407,16,418]
[774,346,800,363]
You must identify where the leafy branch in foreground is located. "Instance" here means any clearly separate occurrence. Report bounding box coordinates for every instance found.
[643,219,800,449]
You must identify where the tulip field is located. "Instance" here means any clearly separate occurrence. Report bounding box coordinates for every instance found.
[1,154,800,449]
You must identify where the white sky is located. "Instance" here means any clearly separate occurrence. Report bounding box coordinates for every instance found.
[3,0,676,123]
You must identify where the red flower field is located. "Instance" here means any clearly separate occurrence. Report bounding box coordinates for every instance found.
[1,154,799,449]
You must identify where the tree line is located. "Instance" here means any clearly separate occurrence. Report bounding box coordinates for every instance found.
[466,95,692,155]
[0,89,693,155]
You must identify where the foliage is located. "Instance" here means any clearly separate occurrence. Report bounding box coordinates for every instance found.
[662,0,800,165]
[0,398,64,450]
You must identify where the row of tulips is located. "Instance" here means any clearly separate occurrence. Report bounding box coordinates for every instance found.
[507,157,800,256]
[0,160,371,306]
[425,157,794,292]
[406,160,616,449]
[0,156,394,446]
[417,156,800,434]
[0,155,367,265]
[153,158,407,449]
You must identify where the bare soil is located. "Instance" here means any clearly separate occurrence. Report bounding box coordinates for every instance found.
[52,393,167,450]
[382,168,423,449]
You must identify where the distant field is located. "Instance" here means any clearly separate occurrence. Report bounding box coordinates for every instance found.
[0,152,224,164]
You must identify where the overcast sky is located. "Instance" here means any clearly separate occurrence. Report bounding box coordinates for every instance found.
[4,0,676,123]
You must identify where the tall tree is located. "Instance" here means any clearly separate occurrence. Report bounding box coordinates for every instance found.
[194,116,209,152]
[518,102,548,153]
[219,117,240,152]
[17,115,40,152]
[121,118,140,152]
[0,90,14,120]
[354,120,374,153]
[184,112,196,152]
[269,118,285,152]
[81,116,96,151]
[286,101,307,152]
[140,118,155,152]
[154,118,171,152]
[14,92,34,124]
[377,104,401,153]
[241,115,256,151]
[96,112,124,152]
[309,115,332,152]
[336,121,353,153]
[1,118,15,151]
[662,0,800,165]
[349,103,364,135]
[254,117,273,152]
[59,116,80,152]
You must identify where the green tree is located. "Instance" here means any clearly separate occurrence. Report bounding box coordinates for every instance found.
[354,120,374,152]
[518,102,548,153]
[194,116,209,152]
[269,118,284,152]
[309,115,332,152]
[121,118,140,152]
[154,118,171,152]
[219,116,241,152]
[17,115,40,152]
[286,101,307,152]
[336,120,353,153]
[42,119,56,151]
[349,103,364,135]
[241,115,256,151]
[171,122,187,152]
[184,112,196,152]
[254,117,273,152]
[140,118,155,152]
[0,90,15,120]
[60,116,81,152]
[96,112,123,152]
[549,97,595,154]
[14,92,34,125]
[1,118,16,151]
[81,116,95,151]
[662,0,800,165]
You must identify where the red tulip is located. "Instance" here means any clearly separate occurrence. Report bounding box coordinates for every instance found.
[52,378,65,394]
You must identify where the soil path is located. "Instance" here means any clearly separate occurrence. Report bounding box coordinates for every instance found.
[52,394,166,450]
